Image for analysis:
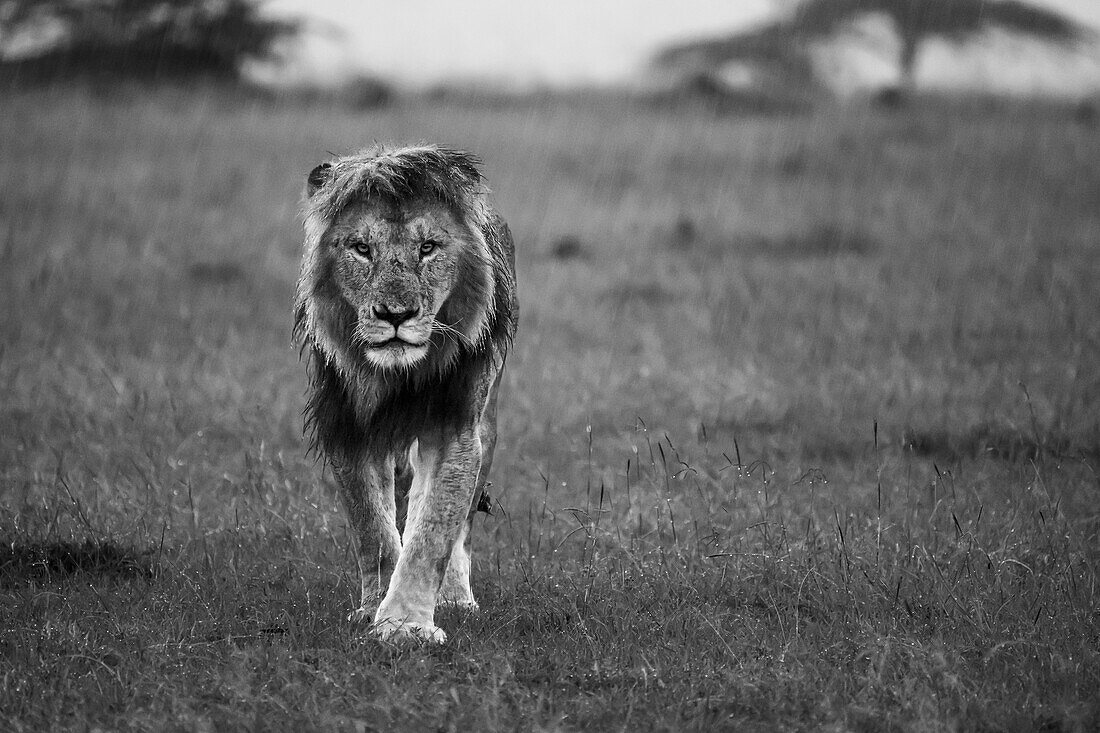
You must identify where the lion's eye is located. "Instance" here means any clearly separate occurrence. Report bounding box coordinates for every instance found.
[351,241,372,259]
[420,240,439,257]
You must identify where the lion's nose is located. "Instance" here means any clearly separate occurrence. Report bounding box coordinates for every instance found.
[373,303,420,327]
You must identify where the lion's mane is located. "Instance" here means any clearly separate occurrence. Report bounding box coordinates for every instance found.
[294,144,518,458]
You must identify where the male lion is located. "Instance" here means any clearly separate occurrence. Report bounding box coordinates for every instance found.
[294,144,518,643]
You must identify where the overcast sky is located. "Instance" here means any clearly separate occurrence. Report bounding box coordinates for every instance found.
[263,0,1100,95]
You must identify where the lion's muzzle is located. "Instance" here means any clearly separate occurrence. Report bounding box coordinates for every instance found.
[358,303,434,369]
[360,297,428,342]
[372,303,420,327]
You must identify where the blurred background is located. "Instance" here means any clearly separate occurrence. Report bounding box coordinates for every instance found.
[262,0,1100,98]
[2,2,1100,728]
[3,0,1100,98]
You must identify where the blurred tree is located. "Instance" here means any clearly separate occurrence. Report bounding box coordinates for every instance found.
[656,0,1089,98]
[0,0,298,82]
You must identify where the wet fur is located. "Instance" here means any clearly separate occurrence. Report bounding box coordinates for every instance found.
[295,145,517,459]
[293,143,517,642]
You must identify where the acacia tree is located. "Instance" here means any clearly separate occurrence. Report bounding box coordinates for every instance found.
[657,0,1088,96]
[0,0,297,81]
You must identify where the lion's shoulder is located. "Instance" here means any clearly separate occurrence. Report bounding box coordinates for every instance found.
[482,207,518,346]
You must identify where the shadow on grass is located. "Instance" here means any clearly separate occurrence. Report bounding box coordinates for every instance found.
[0,539,153,586]
[903,423,1099,464]
[713,410,1099,467]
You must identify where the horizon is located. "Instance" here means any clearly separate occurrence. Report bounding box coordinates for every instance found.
[261,0,1100,97]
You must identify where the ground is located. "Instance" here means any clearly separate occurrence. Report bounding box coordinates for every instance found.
[1,86,1098,731]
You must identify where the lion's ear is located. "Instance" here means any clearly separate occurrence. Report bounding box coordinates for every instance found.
[307,162,332,197]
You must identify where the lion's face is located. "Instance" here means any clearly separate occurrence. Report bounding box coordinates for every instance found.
[319,195,489,371]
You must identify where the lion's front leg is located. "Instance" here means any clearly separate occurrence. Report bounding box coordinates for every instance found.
[438,512,477,610]
[373,428,481,643]
[438,369,501,610]
[331,454,402,621]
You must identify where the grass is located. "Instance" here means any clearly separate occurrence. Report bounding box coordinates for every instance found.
[1,84,1098,731]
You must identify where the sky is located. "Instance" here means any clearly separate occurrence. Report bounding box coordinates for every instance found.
[261,0,1100,96]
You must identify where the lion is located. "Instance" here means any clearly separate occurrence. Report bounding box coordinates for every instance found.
[294,144,518,643]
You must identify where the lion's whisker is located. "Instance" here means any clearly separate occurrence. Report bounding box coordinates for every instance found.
[431,320,462,345]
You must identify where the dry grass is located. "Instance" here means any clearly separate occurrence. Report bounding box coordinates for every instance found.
[1,85,1098,731]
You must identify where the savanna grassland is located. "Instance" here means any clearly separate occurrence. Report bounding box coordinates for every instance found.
[1,85,1099,732]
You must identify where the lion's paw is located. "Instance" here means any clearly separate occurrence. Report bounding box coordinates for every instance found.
[373,618,447,645]
[438,598,480,614]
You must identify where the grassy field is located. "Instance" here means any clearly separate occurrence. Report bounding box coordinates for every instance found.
[1,85,1099,731]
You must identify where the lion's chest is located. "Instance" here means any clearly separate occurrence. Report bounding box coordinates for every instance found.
[349,357,492,451]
